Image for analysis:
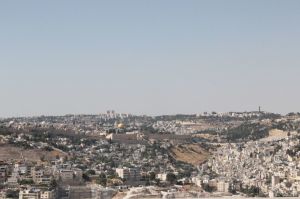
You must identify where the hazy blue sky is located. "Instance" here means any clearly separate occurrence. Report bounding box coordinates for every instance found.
[0,1,300,117]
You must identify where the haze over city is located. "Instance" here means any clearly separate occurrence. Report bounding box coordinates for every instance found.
[1,0,300,117]
[3,1,300,199]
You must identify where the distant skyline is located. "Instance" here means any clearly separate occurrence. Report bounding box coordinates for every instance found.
[1,1,300,117]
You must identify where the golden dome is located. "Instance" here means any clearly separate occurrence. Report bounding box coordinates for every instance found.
[117,123,124,128]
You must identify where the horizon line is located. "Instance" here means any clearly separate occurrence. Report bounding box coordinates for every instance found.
[0,110,291,119]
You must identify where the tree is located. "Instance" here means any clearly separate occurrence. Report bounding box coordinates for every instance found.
[63,156,68,162]
[155,178,161,186]
[96,173,107,186]
[40,155,45,162]
[166,173,177,184]
[87,170,96,175]
[202,184,216,193]
[82,173,90,182]
[149,172,156,181]
[44,146,53,151]
[145,180,150,186]
[241,185,260,197]
[50,179,57,189]
[286,182,292,188]
[19,179,34,185]
[6,190,19,198]
[228,184,236,194]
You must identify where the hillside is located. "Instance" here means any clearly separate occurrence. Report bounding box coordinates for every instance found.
[0,144,67,162]
[170,144,210,166]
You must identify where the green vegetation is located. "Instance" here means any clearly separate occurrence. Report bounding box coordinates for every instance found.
[149,172,156,181]
[226,123,269,142]
[19,179,34,185]
[286,144,300,157]
[166,173,177,184]
[6,190,19,198]
[202,184,216,193]
[96,173,107,186]
[241,185,265,197]
[82,173,90,182]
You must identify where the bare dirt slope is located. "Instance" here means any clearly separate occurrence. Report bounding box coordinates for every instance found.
[259,129,290,142]
[0,144,67,162]
[170,144,210,166]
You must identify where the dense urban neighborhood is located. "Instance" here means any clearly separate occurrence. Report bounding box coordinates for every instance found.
[1,110,300,198]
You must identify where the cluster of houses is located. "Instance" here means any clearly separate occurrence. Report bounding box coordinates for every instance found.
[193,131,300,197]
[1,113,300,198]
